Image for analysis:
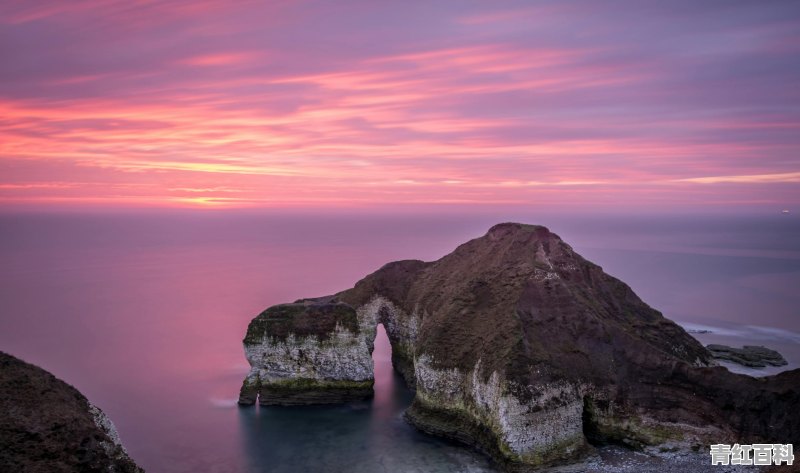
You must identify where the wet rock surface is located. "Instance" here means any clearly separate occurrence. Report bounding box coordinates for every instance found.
[707,344,788,368]
[240,223,800,471]
[0,351,143,473]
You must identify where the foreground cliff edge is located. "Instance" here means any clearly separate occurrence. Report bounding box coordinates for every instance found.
[239,223,799,470]
[0,351,144,473]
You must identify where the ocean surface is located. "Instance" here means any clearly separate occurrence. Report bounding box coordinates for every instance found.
[1,211,798,472]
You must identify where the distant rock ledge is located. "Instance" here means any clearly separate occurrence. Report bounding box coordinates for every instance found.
[239,223,800,471]
[707,344,788,368]
[685,328,712,334]
[0,351,144,473]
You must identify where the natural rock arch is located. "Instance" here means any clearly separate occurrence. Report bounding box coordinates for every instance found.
[239,223,800,470]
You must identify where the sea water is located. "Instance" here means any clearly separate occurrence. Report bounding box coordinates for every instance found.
[1,211,797,472]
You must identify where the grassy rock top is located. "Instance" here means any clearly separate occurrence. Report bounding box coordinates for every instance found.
[243,302,359,345]
[338,222,712,387]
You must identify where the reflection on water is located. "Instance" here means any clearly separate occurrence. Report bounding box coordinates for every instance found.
[238,325,495,473]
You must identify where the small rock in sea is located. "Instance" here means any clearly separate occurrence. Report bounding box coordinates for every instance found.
[706,344,788,368]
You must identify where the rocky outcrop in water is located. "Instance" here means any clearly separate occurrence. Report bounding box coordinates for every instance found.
[0,351,143,473]
[239,301,376,405]
[239,223,800,470]
[706,344,788,368]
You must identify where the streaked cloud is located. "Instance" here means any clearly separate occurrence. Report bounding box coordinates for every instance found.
[676,172,800,185]
[0,0,798,210]
[179,52,262,67]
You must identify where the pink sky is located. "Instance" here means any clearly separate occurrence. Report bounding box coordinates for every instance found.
[1,1,798,211]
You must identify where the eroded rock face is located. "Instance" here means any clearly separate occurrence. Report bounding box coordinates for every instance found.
[239,223,800,470]
[239,301,376,404]
[0,351,144,473]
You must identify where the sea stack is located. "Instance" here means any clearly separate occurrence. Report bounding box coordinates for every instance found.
[239,301,376,405]
[0,351,144,473]
[239,223,800,470]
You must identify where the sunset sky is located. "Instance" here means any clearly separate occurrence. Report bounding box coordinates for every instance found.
[1,0,798,211]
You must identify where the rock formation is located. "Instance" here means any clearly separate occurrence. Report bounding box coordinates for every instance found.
[239,301,375,405]
[0,351,144,473]
[239,223,800,470]
[706,344,788,368]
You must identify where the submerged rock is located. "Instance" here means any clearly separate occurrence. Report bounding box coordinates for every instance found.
[706,344,788,368]
[239,223,800,470]
[0,351,144,473]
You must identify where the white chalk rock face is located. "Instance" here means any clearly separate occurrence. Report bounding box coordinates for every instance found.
[238,300,377,405]
[410,354,588,465]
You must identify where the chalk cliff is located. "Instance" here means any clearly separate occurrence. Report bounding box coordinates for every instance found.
[0,351,144,473]
[239,301,376,405]
[239,223,800,470]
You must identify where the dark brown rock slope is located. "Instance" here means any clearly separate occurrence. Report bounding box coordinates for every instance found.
[0,351,144,473]
[240,223,800,470]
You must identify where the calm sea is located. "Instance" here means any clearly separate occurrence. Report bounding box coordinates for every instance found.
[1,211,798,472]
